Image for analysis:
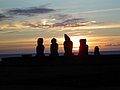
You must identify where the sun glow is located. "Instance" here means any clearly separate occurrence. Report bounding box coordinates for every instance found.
[41,19,48,25]
[58,36,92,52]
[70,36,89,51]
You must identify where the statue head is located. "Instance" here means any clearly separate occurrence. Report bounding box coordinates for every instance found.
[37,38,43,45]
[51,38,57,44]
[64,34,70,41]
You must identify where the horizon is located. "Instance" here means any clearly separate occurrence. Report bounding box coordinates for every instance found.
[0,51,120,60]
[0,50,120,56]
[0,0,120,54]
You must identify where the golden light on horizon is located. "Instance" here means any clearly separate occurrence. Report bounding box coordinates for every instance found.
[71,36,91,51]
[41,19,47,25]
[0,34,120,54]
[71,37,80,51]
[57,36,95,52]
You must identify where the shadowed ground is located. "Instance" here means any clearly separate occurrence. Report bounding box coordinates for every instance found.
[1,55,120,89]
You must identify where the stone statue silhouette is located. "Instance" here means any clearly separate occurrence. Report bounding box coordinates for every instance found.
[63,34,73,56]
[78,39,88,56]
[94,46,100,55]
[36,38,45,57]
[50,38,59,56]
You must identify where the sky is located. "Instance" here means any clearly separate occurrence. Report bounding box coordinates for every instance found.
[0,0,120,54]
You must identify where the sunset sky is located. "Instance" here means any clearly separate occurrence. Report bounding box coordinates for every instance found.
[0,0,120,54]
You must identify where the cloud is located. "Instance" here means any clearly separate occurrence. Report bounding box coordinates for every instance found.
[0,4,57,21]
[50,14,72,20]
[63,18,84,24]
[105,44,120,47]
[24,17,92,28]
[82,8,120,14]
[0,17,98,30]
[1,17,120,31]
[7,6,56,17]
[0,14,10,21]
[0,14,7,18]
[62,18,85,26]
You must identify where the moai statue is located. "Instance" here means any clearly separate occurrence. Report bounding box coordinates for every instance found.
[50,38,59,56]
[63,34,73,56]
[94,46,100,55]
[78,39,88,56]
[36,38,45,57]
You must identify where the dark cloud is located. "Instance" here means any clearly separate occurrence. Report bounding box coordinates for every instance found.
[63,18,85,24]
[61,18,89,27]
[0,14,9,21]
[50,14,72,20]
[7,7,56,17]
[63,18,85,23]
[105,44,120,47]
[23,23,40,28]
[22,18,89,29]
[53,23,65,27]
[21,16,91,29]
[0,4,56,21]
[0,14,7,18]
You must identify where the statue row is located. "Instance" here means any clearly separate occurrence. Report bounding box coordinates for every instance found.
[36,34,100,57]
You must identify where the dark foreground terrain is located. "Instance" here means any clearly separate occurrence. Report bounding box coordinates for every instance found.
[1,55,120,89]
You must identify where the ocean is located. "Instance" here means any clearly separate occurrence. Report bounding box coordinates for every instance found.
[0,51,120,61]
